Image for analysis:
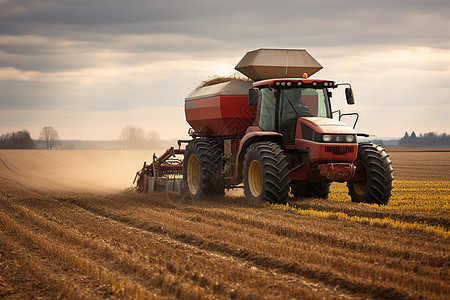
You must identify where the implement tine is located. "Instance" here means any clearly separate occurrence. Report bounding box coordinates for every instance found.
[133,161,146,184]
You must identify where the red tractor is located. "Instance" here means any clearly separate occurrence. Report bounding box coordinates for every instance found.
[135,49,394,205]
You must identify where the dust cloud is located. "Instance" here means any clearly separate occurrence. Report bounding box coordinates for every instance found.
[0,150,159,193]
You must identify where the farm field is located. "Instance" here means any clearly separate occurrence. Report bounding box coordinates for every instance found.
[0,148,449,299]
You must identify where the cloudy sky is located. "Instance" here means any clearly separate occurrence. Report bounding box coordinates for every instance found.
[1,0,449,141]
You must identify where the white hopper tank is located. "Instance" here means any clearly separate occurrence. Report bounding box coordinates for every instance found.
[235,48,322,81]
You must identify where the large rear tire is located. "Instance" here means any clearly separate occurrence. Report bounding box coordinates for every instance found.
[183,139,223,199]
[243,142,290,204]
[347,143,394,205]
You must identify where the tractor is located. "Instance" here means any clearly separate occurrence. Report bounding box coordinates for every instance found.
[135,48,394,205]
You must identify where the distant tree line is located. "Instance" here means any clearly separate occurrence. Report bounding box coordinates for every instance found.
[400,131,449,147]
[0,126,60,149]
[0,130,36,149]
[368,139,386,146]
[119,125,160,149]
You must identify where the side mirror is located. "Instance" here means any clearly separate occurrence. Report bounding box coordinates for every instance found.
[345,87,355,105]
[248,88,259,106]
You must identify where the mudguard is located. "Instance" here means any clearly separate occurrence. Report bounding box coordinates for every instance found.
[234,126,284,180]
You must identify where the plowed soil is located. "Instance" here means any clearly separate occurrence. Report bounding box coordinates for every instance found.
[0,149,449,299]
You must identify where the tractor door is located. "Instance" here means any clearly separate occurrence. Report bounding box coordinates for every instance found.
[258,88,277,132]
[278,90,300,144]
[278,88,315,145]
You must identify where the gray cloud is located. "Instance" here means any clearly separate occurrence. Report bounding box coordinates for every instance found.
[0,0,449,138]
[2,1,449,44]
[2,0,449,74]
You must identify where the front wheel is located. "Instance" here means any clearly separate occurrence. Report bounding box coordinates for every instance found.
[347,143,394,205]
[243,142,290,203]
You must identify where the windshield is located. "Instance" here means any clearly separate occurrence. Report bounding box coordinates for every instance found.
[259,87,331,129]
[279,88,331,119]
[259,87,332,143]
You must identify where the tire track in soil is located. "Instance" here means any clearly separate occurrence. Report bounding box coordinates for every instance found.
[0,158,32,180]
[0,214,107,299]
[64,198,351,299]
[130,198,447,280]
[0,199,226,299]
[131,195,449,299]
[1,170,448,299]
[48,193,448,300]
[7,183,450,299]
[2,194,336,300]
[1,149,449,299]
[117,193,449,269]
[181,205,449,269]
[138,203,448,299]
[0,203,168,300]
[0,158,14,173]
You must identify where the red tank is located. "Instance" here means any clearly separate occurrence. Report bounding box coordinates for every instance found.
[185,80,254,136]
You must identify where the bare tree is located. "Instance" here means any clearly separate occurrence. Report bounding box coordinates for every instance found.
[119,125,146,149]
[40,126,59,149]
[119,125,160,149]
[146,129,160,149]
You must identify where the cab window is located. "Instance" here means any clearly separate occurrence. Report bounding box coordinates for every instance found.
[259,88,276,131]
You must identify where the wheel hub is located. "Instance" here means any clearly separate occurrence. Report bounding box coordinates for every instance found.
[248,160,263,197]
[187,154,200,195]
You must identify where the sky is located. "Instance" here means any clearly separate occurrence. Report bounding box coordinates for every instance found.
[0,0,449,141]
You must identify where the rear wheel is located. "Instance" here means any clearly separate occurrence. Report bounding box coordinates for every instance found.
[243,142,290,203]
[183,139,223,199]
[347,143,394,205]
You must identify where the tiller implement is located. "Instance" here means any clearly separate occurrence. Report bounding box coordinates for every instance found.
[134,145,185,194]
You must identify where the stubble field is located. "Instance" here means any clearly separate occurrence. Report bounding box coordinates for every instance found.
[0,148,449,299]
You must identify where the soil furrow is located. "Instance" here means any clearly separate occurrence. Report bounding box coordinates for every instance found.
[174,204,449,268]
[1,149,449,299]
[46,193,447,299]
[0,210,163,299]
[0,213,108,299]
[3,194,337,299]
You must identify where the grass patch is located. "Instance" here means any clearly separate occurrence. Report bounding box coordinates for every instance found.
[330,180,450,214]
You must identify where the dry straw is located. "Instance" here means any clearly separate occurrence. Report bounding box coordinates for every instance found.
[270,202,449,238]
[195,74,251,90]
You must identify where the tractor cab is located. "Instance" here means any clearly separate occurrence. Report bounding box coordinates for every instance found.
[252,78,335,145]
[236,49,357,151]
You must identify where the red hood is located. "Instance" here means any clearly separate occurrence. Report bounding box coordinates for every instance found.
[300,117,356,134]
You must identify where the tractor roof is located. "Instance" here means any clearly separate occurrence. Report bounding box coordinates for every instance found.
[235,48,323,81]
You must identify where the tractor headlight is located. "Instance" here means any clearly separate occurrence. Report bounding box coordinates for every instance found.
[319,134,356,143]
[323,135,332,142]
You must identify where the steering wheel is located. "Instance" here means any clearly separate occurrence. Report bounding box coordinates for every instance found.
[299,106,314,117]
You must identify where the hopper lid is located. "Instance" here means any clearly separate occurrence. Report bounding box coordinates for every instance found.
[235,48,323,81]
